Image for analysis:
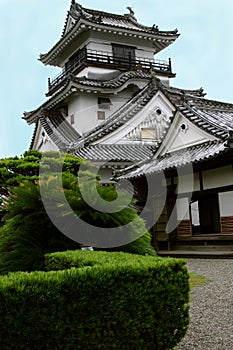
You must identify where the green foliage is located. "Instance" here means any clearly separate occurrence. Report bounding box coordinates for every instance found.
[0,182,80,274]
[112,231,156,256]
[0,150,87,201]
[0,251,189,350]
[0,152,155,274]
[45,249,155,271]
[0,150,42,199]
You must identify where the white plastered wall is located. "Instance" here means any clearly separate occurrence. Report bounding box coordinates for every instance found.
[174,173,200,194]
[68,86,140,136]
[203,166,233,189]
[85,37,155,60]
[32,121,58,152]
[68,94,98,134]
[219,191,233,216]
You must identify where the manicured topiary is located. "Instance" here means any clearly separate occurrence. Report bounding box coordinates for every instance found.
[0,251,189,350]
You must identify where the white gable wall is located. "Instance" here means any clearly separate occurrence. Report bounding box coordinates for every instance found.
[32,122,58,152]
[94,90,175,144]
[158,111,218,156]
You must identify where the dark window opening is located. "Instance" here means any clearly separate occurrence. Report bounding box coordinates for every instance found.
[112,44,136,66]
[98,97,112,109]
[65,48,85,72]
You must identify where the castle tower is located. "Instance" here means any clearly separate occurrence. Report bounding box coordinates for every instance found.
[23,2,233,250]
[23,1,179,165]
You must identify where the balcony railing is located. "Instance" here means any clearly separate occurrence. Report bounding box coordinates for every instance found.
[47,47,173,95]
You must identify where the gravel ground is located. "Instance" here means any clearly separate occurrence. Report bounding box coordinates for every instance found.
[177,259,233,350]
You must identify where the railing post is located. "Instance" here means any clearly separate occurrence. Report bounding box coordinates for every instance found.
[84,46,88,62]
[129,52,132,69]
[48,78,51,90]
[169,58,172,72]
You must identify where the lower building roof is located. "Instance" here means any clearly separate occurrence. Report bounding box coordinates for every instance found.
[118,140,229,179]
[75,144,155,162]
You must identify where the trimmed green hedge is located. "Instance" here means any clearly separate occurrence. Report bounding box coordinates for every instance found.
[44,249,156,271]
[0,251,189,350]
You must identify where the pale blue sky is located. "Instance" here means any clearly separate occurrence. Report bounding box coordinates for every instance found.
[0,0,233,158]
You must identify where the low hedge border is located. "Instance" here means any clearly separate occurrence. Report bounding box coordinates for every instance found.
[0,251,189,349]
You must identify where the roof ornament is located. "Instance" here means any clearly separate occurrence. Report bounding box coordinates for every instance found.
[152,24,159,32]
[93,15,102,23]
[69,2,93,22]
[126,6,135,17]
[149,67,157,79]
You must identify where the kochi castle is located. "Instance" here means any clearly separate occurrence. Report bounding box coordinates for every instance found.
[24,1,233,251]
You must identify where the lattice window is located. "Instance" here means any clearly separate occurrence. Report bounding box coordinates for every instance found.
[141,128,156,139]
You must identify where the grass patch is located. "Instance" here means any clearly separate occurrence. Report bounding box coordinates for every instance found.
[189,272,210,288]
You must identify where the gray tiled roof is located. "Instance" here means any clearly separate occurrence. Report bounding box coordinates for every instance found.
[75,144,155,162]
[159,81,233,139]
[40,3,179,66]
[177,99,233,139]
[26,77,233,157]
[120,140,228,179]
[75,78,233,148]
[81,81,158,144]
[73,70,150,88]
[23,70,150,125]
[63,2,179,37]
[39,110,80,151]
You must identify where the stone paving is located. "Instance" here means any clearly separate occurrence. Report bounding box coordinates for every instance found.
[177,258,233,350]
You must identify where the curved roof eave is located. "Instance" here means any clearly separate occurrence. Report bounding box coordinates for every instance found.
[39,17,179,66]
[120,140,228,180]
[23,71,150,125]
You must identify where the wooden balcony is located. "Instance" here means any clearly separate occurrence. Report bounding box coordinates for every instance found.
[47,47,174,96]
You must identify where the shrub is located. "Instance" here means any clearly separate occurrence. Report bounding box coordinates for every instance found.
[0,251,189,350]
[45,249,154,271]
[0,169,155,275]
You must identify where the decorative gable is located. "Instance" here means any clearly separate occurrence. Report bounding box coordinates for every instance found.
[63,15,76,36]
[158,111,218,156]
[125,106,171,142]
[93,90,175,145]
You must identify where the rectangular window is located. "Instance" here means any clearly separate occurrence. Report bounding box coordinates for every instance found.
[65,48,84,72]
[141,128,156,140]
[190,200,200,234]
[70,114,75,124]
[112,44,136,66]
[98,97,112,110]
[97,111,105,120]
